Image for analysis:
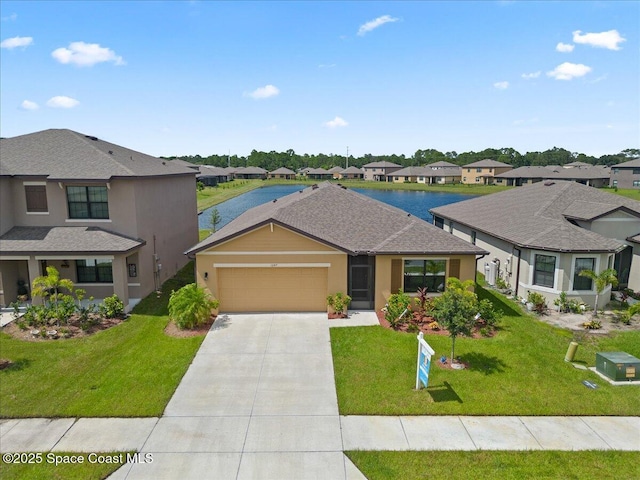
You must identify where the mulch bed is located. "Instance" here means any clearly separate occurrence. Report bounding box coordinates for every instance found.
[375,310,492,339]
[164,315,217,337]
[1,315,126,342]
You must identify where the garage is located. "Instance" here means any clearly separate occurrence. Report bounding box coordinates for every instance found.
[217,266,328,312]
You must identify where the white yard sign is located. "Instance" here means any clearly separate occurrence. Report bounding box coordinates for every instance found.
[416,332,435,389]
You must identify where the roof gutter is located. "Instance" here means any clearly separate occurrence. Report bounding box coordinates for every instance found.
[474,253,487,285]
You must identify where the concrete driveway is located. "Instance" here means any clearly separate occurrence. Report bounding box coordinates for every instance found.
[113,313,364,480]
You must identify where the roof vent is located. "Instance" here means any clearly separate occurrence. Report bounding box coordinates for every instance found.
[544,181,555,186]
[272,199,277,203]
[162,161,166,165]
[108,150,113,155]
[311,184,318,190]
[84,135,98,141]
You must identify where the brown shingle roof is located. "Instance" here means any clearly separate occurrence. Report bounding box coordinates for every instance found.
[0,226,145,255]
[269,167,296,175]
[613,158,640,168]
[463,159,512,168]
[0,129,196,180]
[362,161,402,168]
[187,183,487,256]
[431,181,640,253]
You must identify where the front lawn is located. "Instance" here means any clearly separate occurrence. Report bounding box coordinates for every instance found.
[0,452,126,480]
[331,286,640,416]
[0,263,203,418]
[346,451,640,480]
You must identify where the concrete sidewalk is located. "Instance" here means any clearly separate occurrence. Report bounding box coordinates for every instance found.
[1,312,639,480]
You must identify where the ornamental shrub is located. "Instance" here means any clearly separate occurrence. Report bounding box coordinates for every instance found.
[168,283,219,330]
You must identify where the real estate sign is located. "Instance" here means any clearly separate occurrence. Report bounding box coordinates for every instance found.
[416,332,435,389]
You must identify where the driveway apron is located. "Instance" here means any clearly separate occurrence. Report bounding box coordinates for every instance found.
[115,313,363,480]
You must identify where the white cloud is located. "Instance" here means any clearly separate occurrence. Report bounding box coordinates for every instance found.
[572,30,626,50]
[21,100,39,110]
[357,15,398,36]
[318,63,336,69]
[324,116,348,128]
[521,71,541,80]
[46,96,80,108]
[556,42,574,53]
[1,13,17,22]
[1,36,33,49]
[493,81,509,90]
[245,84,280,100]
[51,42,125,66]
[547,62,592,80]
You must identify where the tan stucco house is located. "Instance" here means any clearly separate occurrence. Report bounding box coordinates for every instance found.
[268,167,296,180]
[0,129,198,310]
[462,159,512,185]
[186,183,487,312]
[431,181,640,308]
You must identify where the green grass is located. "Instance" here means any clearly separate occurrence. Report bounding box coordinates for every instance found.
[196,179,264,211]
[604,187,640,201]
[0,263,203,418]
[346,451,640,480]
[331,285,640,416]
[0,452,125,480]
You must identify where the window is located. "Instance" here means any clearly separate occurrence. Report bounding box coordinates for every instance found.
[573,258,595,290]
[434,216,444,229]
[476,168,482,173]
[612,168,619,174]
[475,177,481,182]
[449,221,454,233]
[608,255,613,270]
[471,231,477,245]
[404,259,446,293]
[633,169,640,175]
[533,254,556,288]
[67,186,109,219]
[128,263,137,278]
[633,180,640,187]
[463,176,467,182]
[76,259,113,283]
[612,180,618,187]
[467,168,471,173]
[25,185,48,213]
[489,168,493,173]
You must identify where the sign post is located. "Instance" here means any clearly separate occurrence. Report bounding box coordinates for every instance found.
[416,332,435,389]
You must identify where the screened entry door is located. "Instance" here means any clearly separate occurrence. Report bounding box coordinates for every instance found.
[348,255,375,310]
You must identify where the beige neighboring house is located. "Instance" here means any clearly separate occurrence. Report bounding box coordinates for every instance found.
[627,234,640,291]
[431,181,640,308]
[462,159,512,185]
[338,166,364,180]
[388,166,462,184]
[610,158,640,189]
[268,167,296,180]
[186,183,487,312]
[0,129,198,310]
[362,161,402,181]
[327,166,344,179]
[306,168,333,180]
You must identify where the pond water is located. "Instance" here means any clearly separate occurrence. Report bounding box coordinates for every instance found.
[198,184,477,230]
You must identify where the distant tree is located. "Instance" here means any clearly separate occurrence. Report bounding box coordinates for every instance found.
[578,268,618,316]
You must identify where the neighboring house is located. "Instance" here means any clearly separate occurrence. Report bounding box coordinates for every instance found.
[362,161,402,181]
[427,161,458,169]
[186,183,487,312]
[495,165,610,188]
[0,129,198,310]
[306,168,333,180]
[169,158,200,171]
[327,166,344,179]
[627,234,640,291]
[197,165,232,186]
[338,166,364,180]
[387,166,462,184]
[462,159,512,185]
[610,158,640,189]
[268,167,296,180]
[233,166,267,179]
[430,181,640,308]
[388,166,426,183]
[563,161,592,168]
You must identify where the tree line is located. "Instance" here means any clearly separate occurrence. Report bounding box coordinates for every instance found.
[166,147,639,172]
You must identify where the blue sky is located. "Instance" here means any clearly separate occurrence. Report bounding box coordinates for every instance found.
[1,1,638,158]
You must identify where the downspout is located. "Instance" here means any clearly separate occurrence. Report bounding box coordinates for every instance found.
[513,247,522,299]
[475,253,487,284]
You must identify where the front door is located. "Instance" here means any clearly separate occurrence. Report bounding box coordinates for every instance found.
[348,255,375,310]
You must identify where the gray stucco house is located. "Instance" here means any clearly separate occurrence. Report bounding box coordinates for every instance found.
[0,129,198,310]
[610,158,640,189]
[431,181,640,308]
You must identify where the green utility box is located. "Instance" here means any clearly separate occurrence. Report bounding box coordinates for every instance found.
[596,352,640,381]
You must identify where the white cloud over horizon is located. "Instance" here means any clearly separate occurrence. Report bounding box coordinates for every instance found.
[46,96,80,108]
[547,62,592,80]
[324,116,348,128]
[357,15,398,36]
[1,13,17,22]
[572,30,626,50]
[51,42,125,66]
[1,36,33,49]
[556,42,574,53]
[521,71,541,79]
[494,81,509,90]
[245,85,280,99]
[20,100,39,110]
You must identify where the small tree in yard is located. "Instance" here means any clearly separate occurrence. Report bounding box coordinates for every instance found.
[579,268,618,317]
[210,207,222,233]
[431,278,477,363]
[31,266,75,324]
[168,283,219,330]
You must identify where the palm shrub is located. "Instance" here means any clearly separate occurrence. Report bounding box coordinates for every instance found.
[431,278,477,362]
[168,283,219,330]
[579,268,618,316]
[31,266,75,326]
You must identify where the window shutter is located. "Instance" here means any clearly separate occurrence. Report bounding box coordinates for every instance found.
[391,259,402,293]
[25,185,48,212]
[448,259,460,279]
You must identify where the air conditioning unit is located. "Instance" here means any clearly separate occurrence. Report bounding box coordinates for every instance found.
[484,261,498,286]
